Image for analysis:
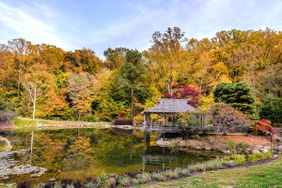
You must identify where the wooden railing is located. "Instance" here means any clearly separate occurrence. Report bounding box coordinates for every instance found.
[142,125,184,133]
[142,154,179,164]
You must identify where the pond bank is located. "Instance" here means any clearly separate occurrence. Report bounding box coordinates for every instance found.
[156,135,275,154]
[0,149,47,180]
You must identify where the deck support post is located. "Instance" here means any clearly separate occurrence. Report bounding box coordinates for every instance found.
[143,113,147,130]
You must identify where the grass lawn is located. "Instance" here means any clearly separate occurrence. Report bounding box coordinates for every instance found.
[12,117,109,131]
[140,157,282,188]
[14,118,49,127]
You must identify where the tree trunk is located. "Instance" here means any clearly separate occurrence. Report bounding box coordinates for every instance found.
[130,87,134,118]
[32,83,37,119]
[168,66,173,95]
[30,131,34,165]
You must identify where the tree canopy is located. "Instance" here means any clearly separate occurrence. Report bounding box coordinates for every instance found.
[0,28,281,122]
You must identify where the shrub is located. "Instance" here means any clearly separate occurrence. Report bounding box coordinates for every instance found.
[133,114,144,126]
[227,141,237,154]
[247,152,273,162]
[254,119,276,135]
[263,152,273,159]
[151,172,167,181]
[135,173,152,183]
[97,173,108,187]
[210,103,251,134]
[205,160,223,170]
[221,160,237,167]
[188,164,197,173]
[0,101,16,122]
[163,169,179,179]
[237,142,250,154]
[248,153,265,162]
[178,168,191,176]
[118,176,131,186]
[213,82,258,119]
[259,94,282,123]
[228,154,246,165]
[112,118,133,125]
[104,177,117,187]
[194,163,206,171]
[81,114,98,122]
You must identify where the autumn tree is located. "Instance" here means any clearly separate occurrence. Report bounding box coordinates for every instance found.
[145,27,186,94]
[103,47,128,70]
[7,39,35,92]
[66,72,96,120]
[62,48,102,74]
[21,63,55,119]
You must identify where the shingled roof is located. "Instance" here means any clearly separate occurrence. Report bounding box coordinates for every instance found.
[143,98,200,114]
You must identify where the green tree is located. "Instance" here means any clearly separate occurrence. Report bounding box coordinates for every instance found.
[103,47,128,70]
[112,49,149,117]
[0,101,16,122]
[259,94,282,123]
[213,82,258,119]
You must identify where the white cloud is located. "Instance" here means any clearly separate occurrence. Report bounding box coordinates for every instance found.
[88,0,282,57]
[0,0,281,58]
[0,1,68,49]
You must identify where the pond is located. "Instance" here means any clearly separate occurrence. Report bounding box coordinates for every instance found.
[0,128,221,185]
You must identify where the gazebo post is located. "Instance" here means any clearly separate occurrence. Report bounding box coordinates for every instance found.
[148,113,152,131]
[143,112,147,130]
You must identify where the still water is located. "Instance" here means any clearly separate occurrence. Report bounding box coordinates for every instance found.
[0,128,219,184]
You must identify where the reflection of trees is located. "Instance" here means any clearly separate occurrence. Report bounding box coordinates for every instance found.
[32,131,66,172]
[62,136,94,170]
[94,129,144,166]
[1,128,145,177]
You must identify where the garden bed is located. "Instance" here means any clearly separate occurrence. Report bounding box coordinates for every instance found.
[157,135,272,153]
[11,153,277,188]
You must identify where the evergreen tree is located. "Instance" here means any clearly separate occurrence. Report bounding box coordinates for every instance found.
[213,82,258,119]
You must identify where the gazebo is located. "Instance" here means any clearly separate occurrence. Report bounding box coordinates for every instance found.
[142,98,201,133]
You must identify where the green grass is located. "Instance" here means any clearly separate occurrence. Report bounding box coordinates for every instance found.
[12,117,110,131]
[14,118,49,127]
[139,157,282,188]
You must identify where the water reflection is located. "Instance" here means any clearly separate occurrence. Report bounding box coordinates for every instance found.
[0,128,218,184]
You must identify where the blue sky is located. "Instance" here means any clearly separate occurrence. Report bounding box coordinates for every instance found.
[0,0,282,58]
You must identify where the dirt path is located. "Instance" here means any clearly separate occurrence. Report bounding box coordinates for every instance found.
[0,121,14,129]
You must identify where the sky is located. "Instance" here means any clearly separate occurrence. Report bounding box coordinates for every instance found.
[0,0,282,58]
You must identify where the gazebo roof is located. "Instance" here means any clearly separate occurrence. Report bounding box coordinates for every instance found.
[143,98,200,114]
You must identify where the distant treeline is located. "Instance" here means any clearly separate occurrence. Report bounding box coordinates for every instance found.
[0,27,281,122]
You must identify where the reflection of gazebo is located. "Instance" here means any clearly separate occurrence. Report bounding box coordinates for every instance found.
[142,98,201,133]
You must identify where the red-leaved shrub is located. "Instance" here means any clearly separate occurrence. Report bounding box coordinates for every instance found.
[113,118,133,125]
[254,119,276,135]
